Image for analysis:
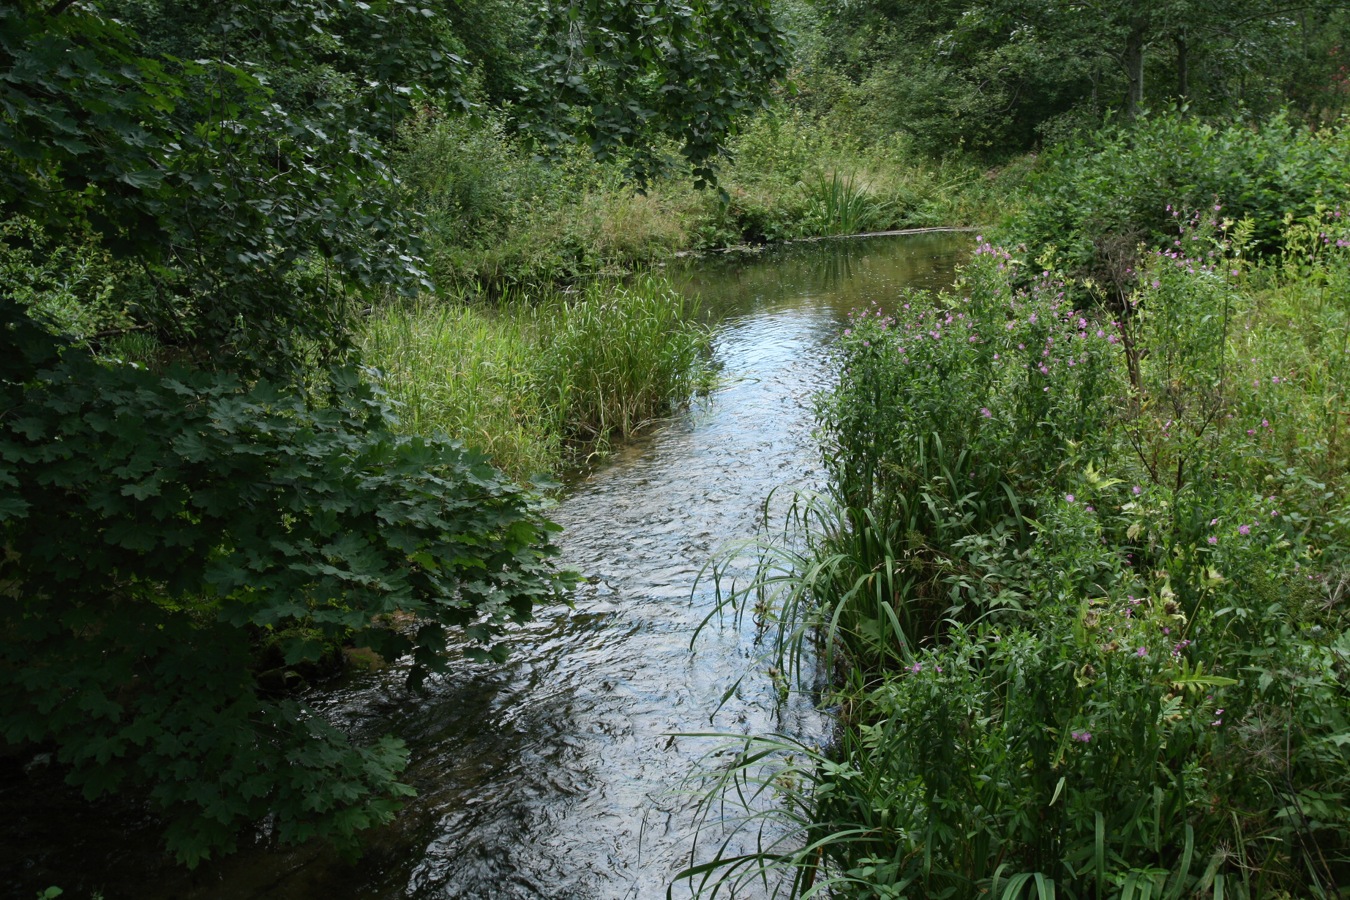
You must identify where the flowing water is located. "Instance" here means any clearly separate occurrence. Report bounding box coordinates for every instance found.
[2,231,969,900]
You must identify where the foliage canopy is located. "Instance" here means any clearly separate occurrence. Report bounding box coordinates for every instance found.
[0,0,786,867]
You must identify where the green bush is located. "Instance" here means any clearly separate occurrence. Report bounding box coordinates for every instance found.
[1003,113,1350,299]
[0,308,569,866]
[537,275,713,445]
[396,111,703,291]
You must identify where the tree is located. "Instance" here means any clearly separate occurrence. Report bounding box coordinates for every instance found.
[519,0,790,185]
[0,0,788,867]
[813,0,1350,152]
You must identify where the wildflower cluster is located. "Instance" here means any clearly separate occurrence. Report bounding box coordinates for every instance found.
[831,245,1125,501]
[797,200,1350,899]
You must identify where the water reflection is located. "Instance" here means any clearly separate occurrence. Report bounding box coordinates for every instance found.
[1,232,970,900]
[667,230,971,320]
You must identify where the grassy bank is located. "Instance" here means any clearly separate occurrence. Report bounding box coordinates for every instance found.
[369,97,1020,477]
[395,106,1018,295]
[685,115,1350,898]
[360,276,713,481]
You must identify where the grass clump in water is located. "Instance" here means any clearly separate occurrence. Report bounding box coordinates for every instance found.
[539,274,711,444]
[360,276,712,481]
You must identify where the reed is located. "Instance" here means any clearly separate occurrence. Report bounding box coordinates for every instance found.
[359,276,712,480]
[537,274,712,445]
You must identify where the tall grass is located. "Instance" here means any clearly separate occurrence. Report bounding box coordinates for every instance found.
[359,296,561,479]
[359,277,712,480]
[539,275,711,443]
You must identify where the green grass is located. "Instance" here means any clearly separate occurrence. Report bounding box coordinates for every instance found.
[538,274,712,443]
[359,277,712,481]
[359,295,560,479]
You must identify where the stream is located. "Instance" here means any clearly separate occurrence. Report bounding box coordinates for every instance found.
[2,231,969,900]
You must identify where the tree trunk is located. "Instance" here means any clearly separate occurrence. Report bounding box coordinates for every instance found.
[1124,23,1146,117]
[1176,34,1190,102]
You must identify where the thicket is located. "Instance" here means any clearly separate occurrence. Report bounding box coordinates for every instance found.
[0,0,784,873]
[685,116,1350,898]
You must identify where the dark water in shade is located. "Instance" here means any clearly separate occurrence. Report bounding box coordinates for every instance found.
[0,231,969,900]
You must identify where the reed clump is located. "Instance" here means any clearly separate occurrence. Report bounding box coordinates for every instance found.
[360,277,712,481]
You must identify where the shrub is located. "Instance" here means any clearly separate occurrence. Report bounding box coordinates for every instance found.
[0,308,570,865]
[686,206,1350,898]
[1004,113,1350,300]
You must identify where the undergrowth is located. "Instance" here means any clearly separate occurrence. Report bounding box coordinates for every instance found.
[680,134,1350,898]
[394,105,1016,294]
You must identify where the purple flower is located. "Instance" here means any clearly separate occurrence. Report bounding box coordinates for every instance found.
[1071,731,1092,743]
[1132,485,1142,495]
[1066,494,1075,503]
[1208,536,1218,545]
[1135,647,1148,657]
[1239,524,1251,536]
[981,407,992,418]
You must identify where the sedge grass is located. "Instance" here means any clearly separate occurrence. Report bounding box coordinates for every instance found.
[538,274,713,444]
[359,277,712,481]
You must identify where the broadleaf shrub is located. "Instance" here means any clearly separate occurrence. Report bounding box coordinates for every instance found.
[1004,113,1350,300]
[0,306,570,864]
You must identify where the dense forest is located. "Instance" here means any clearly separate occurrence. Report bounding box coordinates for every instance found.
[2,0,1349,897]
